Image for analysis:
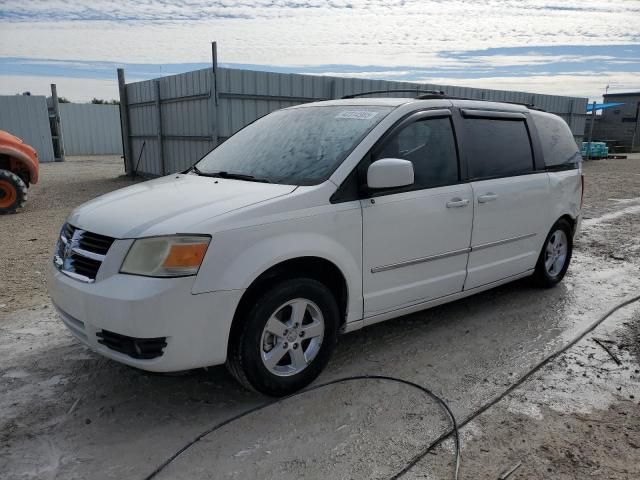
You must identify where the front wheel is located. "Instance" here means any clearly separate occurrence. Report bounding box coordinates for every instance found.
[533,219,573,288]
[0,169,27,214]
[226,278,339,396]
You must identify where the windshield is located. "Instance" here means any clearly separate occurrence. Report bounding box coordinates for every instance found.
[195,105,393,185]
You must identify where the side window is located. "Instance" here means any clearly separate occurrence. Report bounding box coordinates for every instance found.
[373,117,459,189]
[531,111,580,169]
[465,119,534,179]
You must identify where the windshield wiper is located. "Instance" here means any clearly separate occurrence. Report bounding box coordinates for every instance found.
[198,170,271,183]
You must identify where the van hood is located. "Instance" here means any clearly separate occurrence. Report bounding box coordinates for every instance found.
[67,173,296,238]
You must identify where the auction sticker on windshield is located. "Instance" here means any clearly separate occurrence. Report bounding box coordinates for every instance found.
[335,110,380,120]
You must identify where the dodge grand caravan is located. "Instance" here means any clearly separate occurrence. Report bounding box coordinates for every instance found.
[49,96,583,396]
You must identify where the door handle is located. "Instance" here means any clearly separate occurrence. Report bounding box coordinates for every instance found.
[446,198,470,208]
[477,193,498,203]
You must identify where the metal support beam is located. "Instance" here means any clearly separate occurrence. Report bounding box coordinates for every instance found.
[117,68,134,175]
[218,92,324,103]
[632,101,640,153]
[209,41,220,148]
[587,100,596,160]
[50,84,65,162]
[155,80,165,175]
[329,79,337,99]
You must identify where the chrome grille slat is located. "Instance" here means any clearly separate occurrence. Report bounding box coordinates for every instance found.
[71,246,105,262]
[53,223,115,283]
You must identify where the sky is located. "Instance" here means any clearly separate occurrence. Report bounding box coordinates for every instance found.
[0,0,639,102]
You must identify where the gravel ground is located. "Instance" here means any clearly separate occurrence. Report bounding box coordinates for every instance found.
[0,155,138,313]
[1,154,639,479]
[424,154,640,479]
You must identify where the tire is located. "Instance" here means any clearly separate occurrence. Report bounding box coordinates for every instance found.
[533,219,573,288]
[227,278,340,396]
[0,169,27,214]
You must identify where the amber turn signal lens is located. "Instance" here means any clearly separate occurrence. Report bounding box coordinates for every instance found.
[163,243,208,269]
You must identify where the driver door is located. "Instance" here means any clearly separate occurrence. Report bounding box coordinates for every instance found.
[361,110,474,318]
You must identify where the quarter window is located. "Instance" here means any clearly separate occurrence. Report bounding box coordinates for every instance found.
[465,119,534,179]
[372,117,459,189]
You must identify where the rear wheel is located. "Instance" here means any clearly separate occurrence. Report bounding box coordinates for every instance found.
[0,169,27,214]
[227,278,339,396]
[533,219,573,288]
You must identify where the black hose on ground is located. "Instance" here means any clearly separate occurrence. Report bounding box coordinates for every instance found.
[143,375,460,480]
[142,293,640,480]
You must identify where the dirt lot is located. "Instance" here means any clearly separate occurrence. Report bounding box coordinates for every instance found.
[1,155,640,479]
[0,155,137,313]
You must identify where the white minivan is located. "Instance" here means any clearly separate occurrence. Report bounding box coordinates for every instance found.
[49,95,583,395]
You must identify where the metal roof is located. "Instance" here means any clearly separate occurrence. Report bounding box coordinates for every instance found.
[604,92,640,98]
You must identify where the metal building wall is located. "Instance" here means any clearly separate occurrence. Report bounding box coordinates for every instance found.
[0,95,55,162]
[59,104,123,155]
[121,67,587,177]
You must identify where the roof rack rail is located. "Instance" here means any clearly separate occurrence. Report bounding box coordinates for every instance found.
[340,89,547,112]
[426,95,546,112]
[341,89,445,99]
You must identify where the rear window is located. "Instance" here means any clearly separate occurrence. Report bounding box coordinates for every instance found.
[531,111,581,169]
[465,118,534,179]
[196,105,393,185]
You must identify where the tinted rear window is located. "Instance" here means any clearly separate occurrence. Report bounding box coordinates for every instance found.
[465,119,534,179]
[531,111,581,169]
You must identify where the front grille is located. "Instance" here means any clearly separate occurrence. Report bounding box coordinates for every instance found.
[78,231,114,255]
[96,330,167,359]
[54,223,115,283]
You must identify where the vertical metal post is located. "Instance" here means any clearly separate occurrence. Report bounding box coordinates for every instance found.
[212,42,219,106]
[329,79,336,99]
[155,80,165,175]
[50,84,65,162]
[567,99,574,132]
[209,41,220,147]
[117,68,134,175]
[631,101,640,153]
[587,100,596,160]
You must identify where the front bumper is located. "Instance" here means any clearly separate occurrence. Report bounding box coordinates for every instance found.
[49,266,244,372]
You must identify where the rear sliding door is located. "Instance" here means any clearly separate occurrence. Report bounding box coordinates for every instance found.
[459,110,550,290]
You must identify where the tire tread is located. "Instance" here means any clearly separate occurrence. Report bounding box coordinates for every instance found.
[0,169,28,214]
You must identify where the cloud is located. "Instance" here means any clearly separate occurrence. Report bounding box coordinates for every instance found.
[2,1,639,65]
[0,1,638,102]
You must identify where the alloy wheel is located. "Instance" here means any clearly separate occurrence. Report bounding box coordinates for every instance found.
[544,229,568,277]
[260,298,325,377]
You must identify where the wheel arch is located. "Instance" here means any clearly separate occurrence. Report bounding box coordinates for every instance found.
[227,256,349,358]
[0,147,39,185]
[557,213,577,234]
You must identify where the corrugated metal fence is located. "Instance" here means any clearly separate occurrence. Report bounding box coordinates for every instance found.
[59,104,123,155]
[120,66,588,177]
[0,95,55,162]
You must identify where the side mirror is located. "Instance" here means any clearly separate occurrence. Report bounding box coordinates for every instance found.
[367,158,414,189]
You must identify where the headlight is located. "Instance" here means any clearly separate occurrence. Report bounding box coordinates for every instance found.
[120,235,210,277]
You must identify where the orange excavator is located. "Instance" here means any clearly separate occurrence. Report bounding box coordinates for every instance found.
[0,130,39,214]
